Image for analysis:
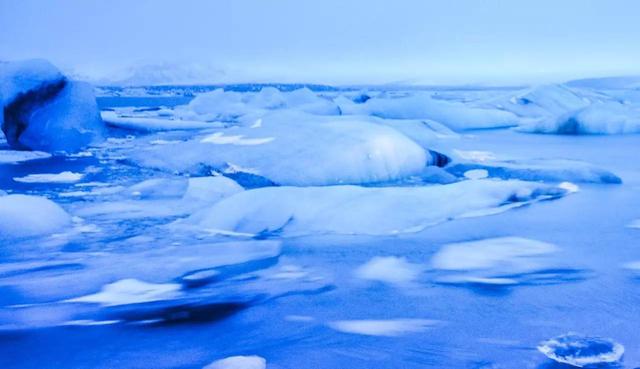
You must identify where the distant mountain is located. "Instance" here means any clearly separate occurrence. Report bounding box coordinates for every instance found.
[566,76,640,90]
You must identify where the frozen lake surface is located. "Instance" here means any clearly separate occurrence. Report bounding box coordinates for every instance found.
[1,88,640,369]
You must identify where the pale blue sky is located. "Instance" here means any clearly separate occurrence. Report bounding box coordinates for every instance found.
[1,0,639,84]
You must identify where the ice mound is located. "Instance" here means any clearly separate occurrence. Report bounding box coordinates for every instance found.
[538,333,624,367]
[355,256,423,284]
[181,87,339,121]
[1,60,104,152]
[204,356,266,369]
[130,111,433,186]
[328,319,439,337]
[337,92,519,130]
[0,194,71,239]
[101,110,215,131]
[182,180,569,237]
[505,84,590,117]
[0,150,51,164]
[517,101,640,135]
[13,171,84,184]
[430,237,579,286]
[447,158,622,184]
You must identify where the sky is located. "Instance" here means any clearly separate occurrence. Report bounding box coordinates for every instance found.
[1,0,640,85]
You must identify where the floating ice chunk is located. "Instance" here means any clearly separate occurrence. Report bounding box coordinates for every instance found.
[538,333,624,367]
[328,319,439,337]
[431,237,569,285]
[453,149,496,163]
[518,101,640,135]
[130,111,430,186]
[0,194,71,239]
[0,59,64,107]
[337,92,519,130]
[66,279,182,306]
[203,355,266,369]
[355,257,423,284]
[622,261,640,273]
[447,159,621,184]
[127,177,188,199]
[183,180,568,237]
[13,171,84,184]
[0,150,51,164]
[505,84,589,117]
[101,111,215,131]
[432,237,557,272]
[627,219,640,229]
[464,169,488,180]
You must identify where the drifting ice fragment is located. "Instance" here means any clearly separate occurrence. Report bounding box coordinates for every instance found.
[13,171,84,184]
[203,355,266,369]
[355,257,423,284]
[538,333,624,367]
[328,319,439,337]
[0,194,71,239]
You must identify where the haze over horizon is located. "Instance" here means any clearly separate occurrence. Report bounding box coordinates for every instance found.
[1,0,640,85]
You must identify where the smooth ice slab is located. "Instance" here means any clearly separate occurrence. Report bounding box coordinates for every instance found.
[203,356,266,369]
[0,150,51,164]
[328,319,439,337]
[182,180,569,237]
[13,171,84,184]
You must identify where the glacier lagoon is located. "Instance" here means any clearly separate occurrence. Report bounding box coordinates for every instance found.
[1,80,640,369]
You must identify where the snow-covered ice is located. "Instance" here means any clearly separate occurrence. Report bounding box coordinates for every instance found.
[0,194,71,239]
[182,180,569,237]
[0,150,51,164]
[355,257,423,284]
[66,278,182,306]
[328,319,439,337]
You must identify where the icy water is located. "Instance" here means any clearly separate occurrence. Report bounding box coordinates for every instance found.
[1,97,640,369]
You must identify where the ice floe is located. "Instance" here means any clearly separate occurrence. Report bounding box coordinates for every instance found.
[101,110,216,131]
[328,319,439,337]
[0,194,71,239]
[538,333,624,367]
[447,158,622,184]
[13,171,84,184]
[430,237,578,286]
[355,257,423,284]
[0,150,51,164]
[337,91,519,130]
[203,355,266,369]
[182,180,569,237]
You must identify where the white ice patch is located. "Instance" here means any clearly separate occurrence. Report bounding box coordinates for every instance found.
[453,149,496,162]
[13,171,84,184]
[101,111,216,131]
[328,319,439,337]
[538,333,624,367]
[182,180,568,237]
[431,237,559,284]
[464,169,489,180]
[200,132,275,146]
[627,219,640,229]
[0,150,51,164]
[0,194,71,239]
[65,278,182,306]
[355,257,423,284]
[203,356,266,369]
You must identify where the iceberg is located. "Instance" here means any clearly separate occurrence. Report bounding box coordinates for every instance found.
[129,111,436,186]
[0,59,104,152]
[180,87,339,122]
[538,333,624,367]
[517,101,640,135]
[181,180,569,237]
[0,194,71,239]
[336,91,519,130]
